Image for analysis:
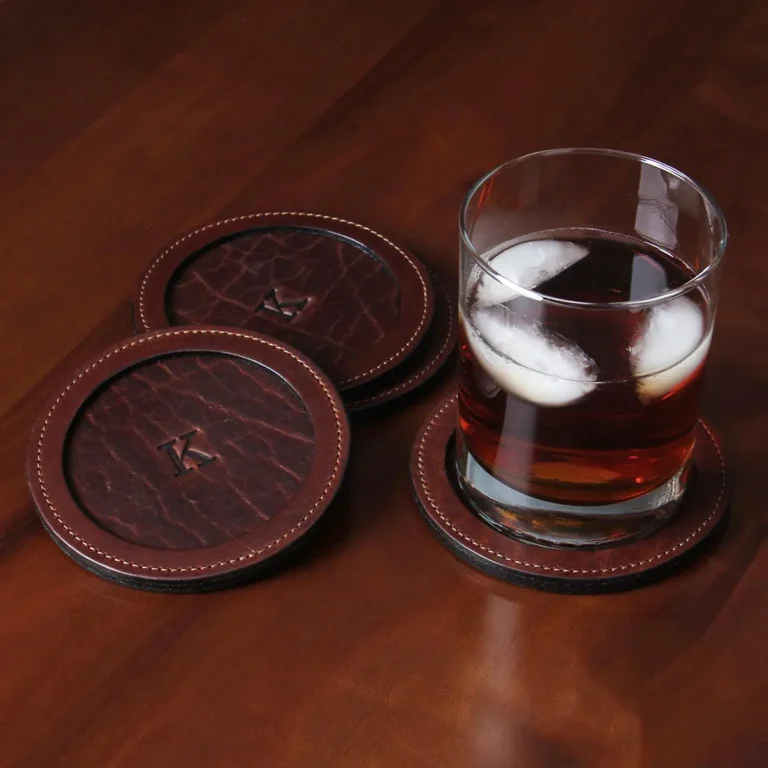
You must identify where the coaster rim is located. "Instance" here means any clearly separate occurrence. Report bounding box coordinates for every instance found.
[410,394,731,594]
[345,267,456,412]
[131,212,434,390]
[27,326,351,591]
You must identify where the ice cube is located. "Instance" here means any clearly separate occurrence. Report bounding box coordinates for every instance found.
[466,310,597,406]
[631,296,711,401]
[475,240,589,307]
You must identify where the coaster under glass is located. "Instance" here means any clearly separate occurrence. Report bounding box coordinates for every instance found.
[410,394,731,594]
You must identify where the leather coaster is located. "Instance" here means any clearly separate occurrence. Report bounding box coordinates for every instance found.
[27,328,350,592]
[131,213,434,392]
[410,395,731,594]
[345,268,455,412]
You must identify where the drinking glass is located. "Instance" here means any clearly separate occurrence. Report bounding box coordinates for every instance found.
[457,148,727,547]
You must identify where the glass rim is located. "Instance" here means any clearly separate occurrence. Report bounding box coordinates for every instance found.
[459,148,728,310]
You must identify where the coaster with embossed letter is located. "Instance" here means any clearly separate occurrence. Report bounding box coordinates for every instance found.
[131,213,437,403]
[26,328,350,592]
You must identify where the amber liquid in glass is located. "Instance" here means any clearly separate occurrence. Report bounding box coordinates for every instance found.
[459,236,709,507]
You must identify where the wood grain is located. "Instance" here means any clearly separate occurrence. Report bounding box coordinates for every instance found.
[1,0,767,766]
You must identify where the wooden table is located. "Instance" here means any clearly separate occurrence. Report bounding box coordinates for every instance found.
[1,1,766,765]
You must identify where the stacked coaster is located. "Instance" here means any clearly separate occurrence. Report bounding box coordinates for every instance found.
[131,213,455,412]
[27,213,455,591]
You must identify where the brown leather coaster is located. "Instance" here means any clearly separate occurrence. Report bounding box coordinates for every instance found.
[27,328,350,592]
[345,268,455,412]
[410,395,731,594]
[131,213,434,392]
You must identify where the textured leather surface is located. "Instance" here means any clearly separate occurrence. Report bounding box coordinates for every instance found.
[410,395,731,593]
[65,352,315,550]
[344,268,455,411]
[167,228,401,380]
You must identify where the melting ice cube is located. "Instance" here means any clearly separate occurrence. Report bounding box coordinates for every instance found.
[631,296,711,401]
[466,309,597,406]
[475,239,589,307]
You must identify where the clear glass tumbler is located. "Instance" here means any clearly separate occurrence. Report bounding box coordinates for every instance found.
[457,148,727,547]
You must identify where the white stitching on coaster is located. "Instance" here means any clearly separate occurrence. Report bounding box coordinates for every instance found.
[136,212,430,387]
[35,329,346,575]
[345,275,454,408]
[416,396,726,576]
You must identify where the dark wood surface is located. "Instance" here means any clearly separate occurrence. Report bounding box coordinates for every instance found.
[1,1,766,765]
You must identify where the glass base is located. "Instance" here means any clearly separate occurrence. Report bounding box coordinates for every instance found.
[455,435,691,549]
